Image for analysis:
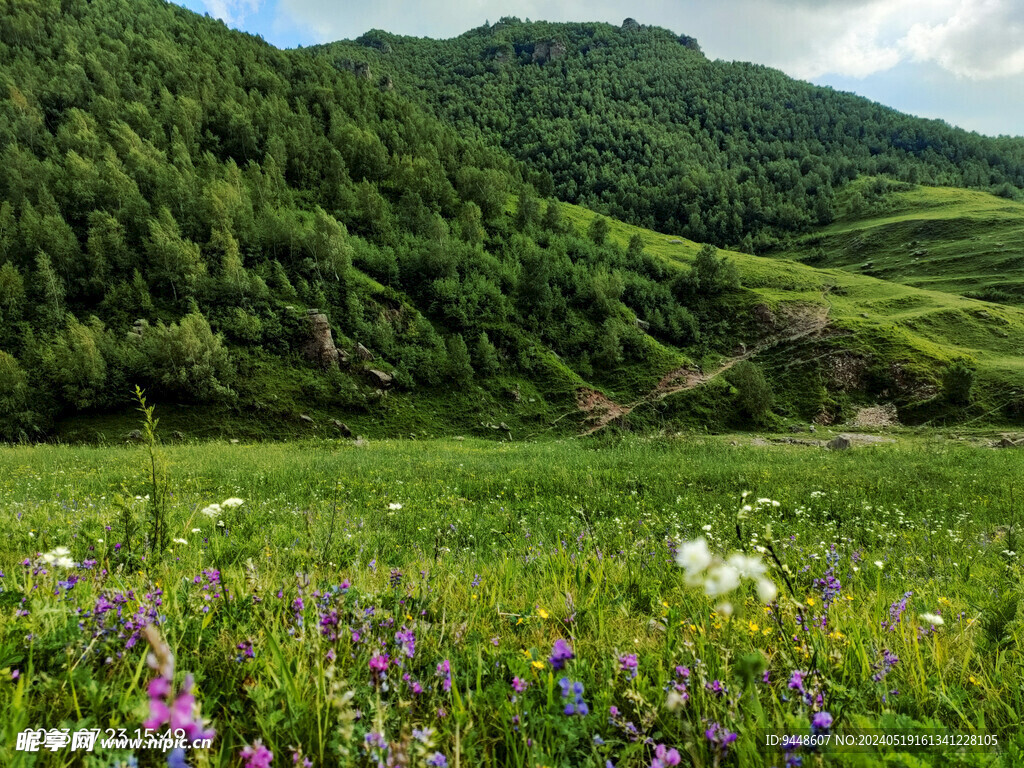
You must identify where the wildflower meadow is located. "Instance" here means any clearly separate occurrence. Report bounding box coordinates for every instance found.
[0,432,1021,767]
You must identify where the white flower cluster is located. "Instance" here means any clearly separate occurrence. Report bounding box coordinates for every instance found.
[675,537,777,606]
[40,546,75,568]
[201,497,244,518]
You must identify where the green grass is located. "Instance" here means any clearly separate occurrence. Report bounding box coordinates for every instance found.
[1,435,1022,766]
[784,183,1024,305]
[563,202,1024,425]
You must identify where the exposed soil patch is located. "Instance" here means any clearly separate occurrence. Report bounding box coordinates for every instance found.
[849,405,900,429]
[577,302,832,435]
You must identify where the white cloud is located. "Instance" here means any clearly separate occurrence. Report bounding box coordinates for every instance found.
[201,0,262,26]
[903,0,1024,79]
[272,0,1024,82]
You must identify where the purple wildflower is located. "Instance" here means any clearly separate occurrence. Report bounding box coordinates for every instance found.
[705,679,727,697]
[651,743,681,768]
[240,740,273,768]
[811,711,833,733]
[705,722,739,755]
[549,639,574,670]
[395,627,416,658]
[882,591,913,631]
[872,649,899,682]
[369,654,389,686]
[558,677,589,716]
[619,654,639,680]
[436,659,451,693]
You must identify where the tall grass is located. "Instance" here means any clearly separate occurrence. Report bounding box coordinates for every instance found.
[0,435,1021,766]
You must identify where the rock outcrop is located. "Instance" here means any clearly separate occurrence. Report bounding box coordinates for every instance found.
[302,310,346,369]
[532,40,567,64]
[365,369,393,388]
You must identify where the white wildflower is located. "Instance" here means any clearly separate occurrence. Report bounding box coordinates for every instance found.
[201,503,221,518]
[666,689,687,711]
[919,612,944,626]
[42,547,74,568]
[222,498,244,508]
[874,560,884,569]
[726,552,767,579]
[173,538,188,545]
[701,524,713,532]
[703,563,741,597]
[191,528,201,533]
[675,537,713,582]
[714,601,734,619]
[756,577,778,603]
[388,503,403,511]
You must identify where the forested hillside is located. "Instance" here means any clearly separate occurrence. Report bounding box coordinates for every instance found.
[319,18,1024,251]
[1,0,1022,441]
[0,0,743,439]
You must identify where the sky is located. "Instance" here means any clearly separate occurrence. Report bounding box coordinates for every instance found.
[173,0,1024,137]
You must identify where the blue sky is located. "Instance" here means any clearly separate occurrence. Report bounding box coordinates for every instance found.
[173,0,1024,137]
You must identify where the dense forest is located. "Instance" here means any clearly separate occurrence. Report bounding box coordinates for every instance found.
[0,0,740,439]
[319,18,1024,251]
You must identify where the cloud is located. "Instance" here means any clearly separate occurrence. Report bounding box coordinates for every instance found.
[903,0,1024,78]
[717,0,1024,81]
[201,0,262,26]
[272,0,1024,82]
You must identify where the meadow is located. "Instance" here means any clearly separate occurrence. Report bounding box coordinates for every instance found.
[1,430,1022,767]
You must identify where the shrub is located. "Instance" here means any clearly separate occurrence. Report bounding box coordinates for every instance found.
[942,357,975,405]
[726,360,774,424]
[0,351,36,439]
[131,312,235,401]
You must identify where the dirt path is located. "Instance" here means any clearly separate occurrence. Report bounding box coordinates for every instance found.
[577,304,831,435]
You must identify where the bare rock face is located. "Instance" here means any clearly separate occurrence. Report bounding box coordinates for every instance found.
[828,435,852,451]
[332,420,353,438]
[355,343,375,362]
[753,304,775,331]
[621,17,641,31]
[302,311,342,369]
[365,369,393,388]
[532,40,567,64]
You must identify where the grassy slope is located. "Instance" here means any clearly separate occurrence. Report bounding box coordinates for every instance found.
[52,197,1024,442]
[563,205,1024,414]
[786,184,1024,304]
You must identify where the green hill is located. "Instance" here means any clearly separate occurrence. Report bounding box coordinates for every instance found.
[563,204,1024,429]
[782,179,1024,305]
[1,0,1022,441]
[317,18,1024,251]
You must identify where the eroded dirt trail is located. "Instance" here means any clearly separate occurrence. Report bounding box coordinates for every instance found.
[577,304,831,435]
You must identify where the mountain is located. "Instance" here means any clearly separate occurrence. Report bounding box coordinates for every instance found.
[317,18,1024,251]
[1,1,1021,441]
